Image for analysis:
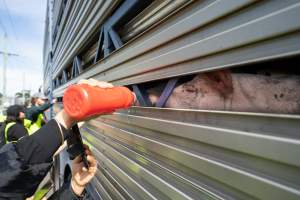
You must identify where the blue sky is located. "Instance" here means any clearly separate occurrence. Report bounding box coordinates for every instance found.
[0,0,46,96]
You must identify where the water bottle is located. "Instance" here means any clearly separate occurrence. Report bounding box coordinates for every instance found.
[63,84,134,121]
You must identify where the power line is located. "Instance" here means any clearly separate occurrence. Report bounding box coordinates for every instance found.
[1,0,18,40]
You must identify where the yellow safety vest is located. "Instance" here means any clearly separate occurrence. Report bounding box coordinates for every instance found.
[23,118,32,133]
[28,114,44,134]
[4,122,16,144]
[0,115,6,123]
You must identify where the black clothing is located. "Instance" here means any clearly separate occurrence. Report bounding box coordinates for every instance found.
[49,183,88,200]
[25,102,52,122]
[0,122,28,149]
[0,143,52,199]
[0,119,85,199]
[0,125,5,148]
[16,119,68,164]
[7,122,28,142]
[7,105,25,118]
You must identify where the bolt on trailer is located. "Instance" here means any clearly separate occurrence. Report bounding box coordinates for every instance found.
[43,0,300,199]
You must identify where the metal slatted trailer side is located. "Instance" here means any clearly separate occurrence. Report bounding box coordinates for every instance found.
[44,1,300,199]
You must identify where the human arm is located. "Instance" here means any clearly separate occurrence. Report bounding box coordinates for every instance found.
[71,145,97,196]
[0,79,113,198]
[25,99,56,122]
[48,146,97,200]
[16,79,113,164]
[8,123,28,141]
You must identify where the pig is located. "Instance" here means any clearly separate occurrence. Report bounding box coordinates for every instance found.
[148,70,300,114]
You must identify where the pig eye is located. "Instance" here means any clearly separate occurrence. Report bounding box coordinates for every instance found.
[186,88,195,92]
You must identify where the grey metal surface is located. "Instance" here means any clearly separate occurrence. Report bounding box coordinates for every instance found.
[81,0,193,73]
[52,0,300,96]
[44,0,300,199]
[120,0,193,42]
[52,0,120,77]
[81,107,300,200]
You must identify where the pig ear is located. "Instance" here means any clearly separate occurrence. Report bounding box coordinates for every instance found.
[205,69,233,97]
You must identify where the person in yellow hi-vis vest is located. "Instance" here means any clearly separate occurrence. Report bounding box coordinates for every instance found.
[0,79,110,199]
[28,113,44,134]
[25,92,57,134]
[0,105,28,147]
[0,114,6,123]
[0,114,6,128]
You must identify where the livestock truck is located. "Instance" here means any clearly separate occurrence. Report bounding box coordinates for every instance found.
[43,0,300,199]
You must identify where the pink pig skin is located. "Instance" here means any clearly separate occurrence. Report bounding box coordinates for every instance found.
[148,70,300,114]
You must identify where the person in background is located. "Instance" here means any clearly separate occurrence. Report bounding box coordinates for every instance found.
[0,114,6,123]
[25,93,57,133]
[0,79,113,199]
[0,105,28,147]
[0,114,6,127]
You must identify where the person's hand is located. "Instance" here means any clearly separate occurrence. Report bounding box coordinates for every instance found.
[71,145,97,196]
[51,98,57,104]
[78,78,113,88]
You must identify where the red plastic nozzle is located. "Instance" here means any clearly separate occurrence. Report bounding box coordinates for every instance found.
[63,84,134,121]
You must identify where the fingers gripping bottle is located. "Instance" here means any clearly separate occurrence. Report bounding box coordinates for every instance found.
[63,84,134,168]
[63,84,135,121]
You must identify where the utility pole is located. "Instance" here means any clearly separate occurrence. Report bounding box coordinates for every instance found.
[0,33,19,102]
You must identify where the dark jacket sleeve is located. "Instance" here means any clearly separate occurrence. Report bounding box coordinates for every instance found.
[0,119,69,199]
[16,119,68,164]
[48,183,88,200]
[26,102,52,122]
[7,123,28,142]
[0,143,52,199]
[35,102,52,113]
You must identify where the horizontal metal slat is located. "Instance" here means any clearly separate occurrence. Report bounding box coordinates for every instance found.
[98,167,136,200]
[100,110,300,168]
[104,2,300,82]
[52,0,253,90]
[84,133,194,200]
[53,0,120,77]
[95,113,300,189]
[90,145,160,200]
[120,0,193,42]
[89,178,111,200]
[81,0,194,65]
[52,0,82,54]
[84,128,220,200]
[85,116,300,199]
[52,0,300,95]
[121,107,300,139]
[113,32,300,85]
[52,0,74,52]
[95,170,127,200]
[53,0,94,65]
[84,125,249,200]
[86,132,251,200]
[46,1,300,199]
[52,0,63,28]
